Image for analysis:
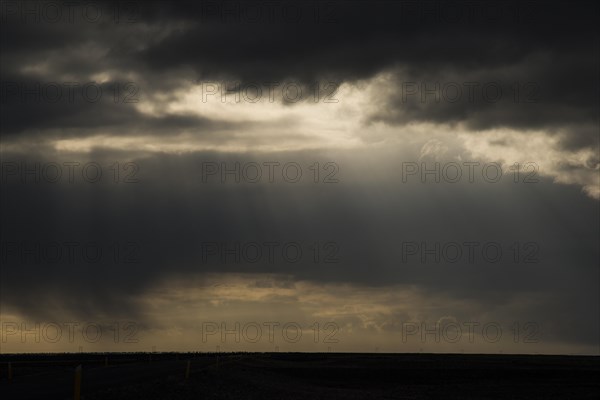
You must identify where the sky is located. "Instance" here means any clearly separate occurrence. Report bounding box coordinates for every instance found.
[0,0,599,354]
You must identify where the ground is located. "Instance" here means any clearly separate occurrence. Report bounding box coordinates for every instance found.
[1,353,598,399]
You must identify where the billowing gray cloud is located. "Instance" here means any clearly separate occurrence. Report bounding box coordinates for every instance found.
[0,1,598,353]
[2,1,598,136]
[1,149,598,348]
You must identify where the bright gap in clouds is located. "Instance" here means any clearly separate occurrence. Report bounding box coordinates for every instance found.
[19,70,595,198]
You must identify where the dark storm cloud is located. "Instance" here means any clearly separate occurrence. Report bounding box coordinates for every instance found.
[1,150,598,346]
[0,78,234,137]
[134,0,598,137]
[1,1,598,139]
[134,1,596,80]
[368,49,598,143]
[1,1,598,350]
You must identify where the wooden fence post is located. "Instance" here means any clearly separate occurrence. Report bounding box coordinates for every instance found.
[74,365,82,400]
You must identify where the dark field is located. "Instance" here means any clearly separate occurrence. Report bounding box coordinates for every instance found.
[0,353,598,399]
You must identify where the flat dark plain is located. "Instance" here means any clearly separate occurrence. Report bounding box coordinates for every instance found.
[1,353,598,399]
